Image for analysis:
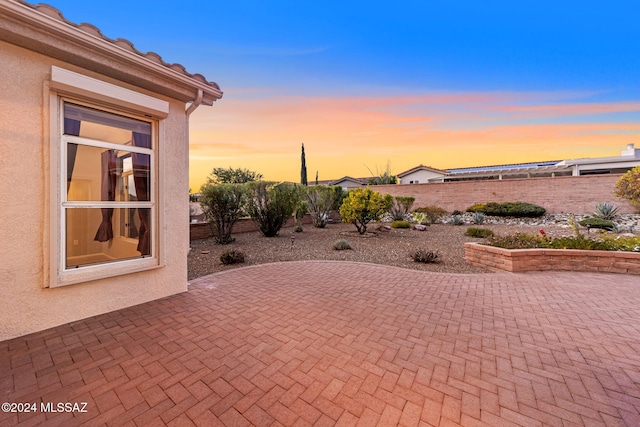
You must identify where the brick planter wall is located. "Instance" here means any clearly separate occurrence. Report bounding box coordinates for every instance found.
[465,242,640,275]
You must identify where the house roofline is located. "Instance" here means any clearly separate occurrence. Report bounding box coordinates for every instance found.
[0,1,223,104]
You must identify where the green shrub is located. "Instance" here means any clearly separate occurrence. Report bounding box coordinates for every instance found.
[465,227,494,238]
[247,181,300,237]
[614,166,640,211]
[602,234,640,252]
[199,183,249,244]
[219,249,245,265]
[391,220,411,229]
[333,239,352,250]
[488,233,615,250]
[414,205,448,223]
[411,249,439,263]
[489,233,545,249]
[466,202,546,218]
[543,235,612,250]
[578,218,616,231]
[389,196,415,220]
[339,187,393,234]
[592,202,620,220]
[411,212,429,225]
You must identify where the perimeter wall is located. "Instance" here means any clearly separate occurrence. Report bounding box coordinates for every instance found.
[373,174,637,214]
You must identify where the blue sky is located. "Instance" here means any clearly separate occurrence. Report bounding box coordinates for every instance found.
[43,1,640,188]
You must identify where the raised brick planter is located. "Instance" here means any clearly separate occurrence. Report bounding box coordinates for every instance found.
[465,242,640,275]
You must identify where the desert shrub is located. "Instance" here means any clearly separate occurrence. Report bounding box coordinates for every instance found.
[219,249,245,265]
[207,166,263,184]
[614,166,640,211]
[199,183,249,244]
[488,233,614,250]
[305,185,345,228]
[414,205,448,224]
[247,181,300,237]
[389,196,415,220]
[333,239,352,250]
[411,212,429,225]
[411,249,439,263]
[339,187,393,234]
[472,212,485,224]
[391,220,411,228]
[366,162,397,185]
[602,234,640,252]
[466,202,546,218]
[452,210,464,216]
[489,233,545,249]
[451,215,464,225]
[592,202,620,220]
[543,235,612,250]
[578,218,616,231]
[292,197,308,232]
[465,227,494,238]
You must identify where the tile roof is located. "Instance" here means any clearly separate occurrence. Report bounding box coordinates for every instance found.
[16,1,221,94]
[397,164,448,177]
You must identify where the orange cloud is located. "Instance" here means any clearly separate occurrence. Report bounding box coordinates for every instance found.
[189,91,640,191]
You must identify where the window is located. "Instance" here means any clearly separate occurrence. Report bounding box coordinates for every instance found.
[61,101,155,272]
[50,67,169,287]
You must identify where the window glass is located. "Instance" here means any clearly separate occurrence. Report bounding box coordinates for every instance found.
[66,145,150,202]
[61,100,155,275]
[64,103,152,145]
[65,208,152,268]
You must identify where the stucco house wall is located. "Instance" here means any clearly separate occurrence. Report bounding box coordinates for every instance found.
[0,1,221,340]
[398,169,446,184]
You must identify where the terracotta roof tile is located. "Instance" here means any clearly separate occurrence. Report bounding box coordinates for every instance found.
[19,1,221,92]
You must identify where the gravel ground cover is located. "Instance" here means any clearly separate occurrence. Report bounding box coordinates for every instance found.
[188,221,571,280]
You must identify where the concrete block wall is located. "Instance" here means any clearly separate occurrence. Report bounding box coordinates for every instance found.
[373,174,636,214]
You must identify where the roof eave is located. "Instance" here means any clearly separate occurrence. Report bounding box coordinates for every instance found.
[0,1,222,104]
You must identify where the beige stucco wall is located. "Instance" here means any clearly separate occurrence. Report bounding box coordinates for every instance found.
[0,40,189,340]
[399,169,446,184]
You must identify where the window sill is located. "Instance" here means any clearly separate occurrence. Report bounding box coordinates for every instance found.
[51,257,162,288]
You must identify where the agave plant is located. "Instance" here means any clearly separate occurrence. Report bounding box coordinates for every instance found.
[472,212,485,225]
[593,202,620,220]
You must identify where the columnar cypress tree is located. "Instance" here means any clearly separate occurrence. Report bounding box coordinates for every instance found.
[301,143,308,186]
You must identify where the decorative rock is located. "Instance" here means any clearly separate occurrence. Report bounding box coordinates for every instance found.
[200,250,210,254]
[414,225,427,231]
[384,213,640,233]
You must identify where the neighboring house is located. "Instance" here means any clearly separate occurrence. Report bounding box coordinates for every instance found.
[316,176,370,189]
[0,1,222,340]
[397,165,448,184]
[397,145,640,183]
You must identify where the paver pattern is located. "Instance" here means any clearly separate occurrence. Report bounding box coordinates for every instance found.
[1,261,640,426]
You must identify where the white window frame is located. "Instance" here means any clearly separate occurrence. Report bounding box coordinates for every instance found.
[49,67,169,287]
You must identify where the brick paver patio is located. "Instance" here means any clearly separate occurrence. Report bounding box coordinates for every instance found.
[1,261,640,426]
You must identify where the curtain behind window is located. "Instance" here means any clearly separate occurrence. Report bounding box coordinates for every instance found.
[132,132,151,255]
[93,150,117,242]
[64,118,81,193]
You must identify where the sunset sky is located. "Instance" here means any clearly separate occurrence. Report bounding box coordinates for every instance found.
[47,1,640,191]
